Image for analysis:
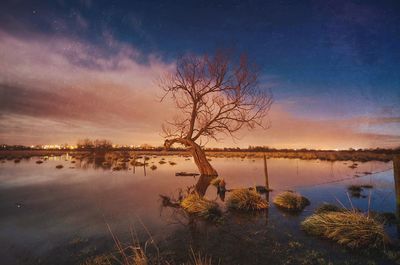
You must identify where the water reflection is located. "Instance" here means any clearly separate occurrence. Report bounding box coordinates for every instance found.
[0,153,396,264]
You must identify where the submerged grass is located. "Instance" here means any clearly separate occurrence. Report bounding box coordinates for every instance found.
[180,193,221,221]
[273,191,310,211]
[301,211,389,249]
[226,189,268,211]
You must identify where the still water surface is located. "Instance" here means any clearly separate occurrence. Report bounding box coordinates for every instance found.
[0,154,396,264]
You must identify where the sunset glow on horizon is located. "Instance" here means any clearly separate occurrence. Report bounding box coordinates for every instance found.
[0,1,399,149]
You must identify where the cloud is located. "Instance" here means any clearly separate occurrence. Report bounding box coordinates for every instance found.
[224,103,400,149]
[0,30,176,145]
[0,29,398,148]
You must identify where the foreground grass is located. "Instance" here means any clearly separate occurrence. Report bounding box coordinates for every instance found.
[301,211,389,249]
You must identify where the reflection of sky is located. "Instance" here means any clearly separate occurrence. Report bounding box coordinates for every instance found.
[0,156,396,263]
[0,0,399,148]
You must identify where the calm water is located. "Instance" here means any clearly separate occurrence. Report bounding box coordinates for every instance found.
[0,154,397,264]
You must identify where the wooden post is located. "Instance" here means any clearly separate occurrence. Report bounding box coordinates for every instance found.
[264,154,269,190]
[393,155,400,238]
[133,154,136,174]
[394,156,400,207]
[143,156,147,176]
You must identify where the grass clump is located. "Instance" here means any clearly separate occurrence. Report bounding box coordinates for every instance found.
[56,164,64,169]
[180,193,221,221]
[210,177,222,187]
[301,211,389,249]
[273,191,310,211]
[158,160,166,164]
[314,203,344,214]
[347,184,373,198]
[150,165,157,170]
[226,189,268,211]
[169,161,177,166]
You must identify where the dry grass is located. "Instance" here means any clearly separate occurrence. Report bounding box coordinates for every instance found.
[301,211,389,249]
[226,189,268,211]
[273,191,310,211]
[185,248,213,265]
[314,203,343,214]
[181,193,221,220]
[210,177,222,187]
[106,224,151,265]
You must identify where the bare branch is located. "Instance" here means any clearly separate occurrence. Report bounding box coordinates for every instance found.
[160,49,273,144]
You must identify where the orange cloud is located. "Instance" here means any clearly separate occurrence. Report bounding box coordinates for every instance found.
[0,30,399,149]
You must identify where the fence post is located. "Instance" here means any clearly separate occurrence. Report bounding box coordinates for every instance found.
[264,154,269,190]
[394,156,400,208]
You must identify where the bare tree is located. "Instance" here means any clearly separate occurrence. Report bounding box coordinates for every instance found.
[160,50,273,176]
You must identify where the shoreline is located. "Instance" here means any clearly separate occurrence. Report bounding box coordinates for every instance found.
[0,149,398,162]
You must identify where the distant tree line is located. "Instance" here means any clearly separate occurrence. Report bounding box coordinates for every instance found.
[1,143,399,153]
[76,139,113,150]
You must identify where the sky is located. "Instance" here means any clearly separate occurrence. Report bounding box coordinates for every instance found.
[0,0,399,149]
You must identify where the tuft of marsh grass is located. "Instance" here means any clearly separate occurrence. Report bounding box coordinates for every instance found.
[150,165,157,170]
[56,164,64,169]
[181,193,221,220]
[273,191,310,211]
[210,178,222,187]
[131,161,147,167]
[169,161,177,166]
[158,160,166,164]
[301,211,389,249]
[36,160,43,164]
[314,203,344,214]
[226,188,268,211]
[347,184,373,198]
[361,184,373,189]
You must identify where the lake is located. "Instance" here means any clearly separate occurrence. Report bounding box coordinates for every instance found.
[0,153,398,264]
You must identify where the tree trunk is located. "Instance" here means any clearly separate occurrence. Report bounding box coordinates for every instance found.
[164,138,218,176]
[190,142,218,176]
